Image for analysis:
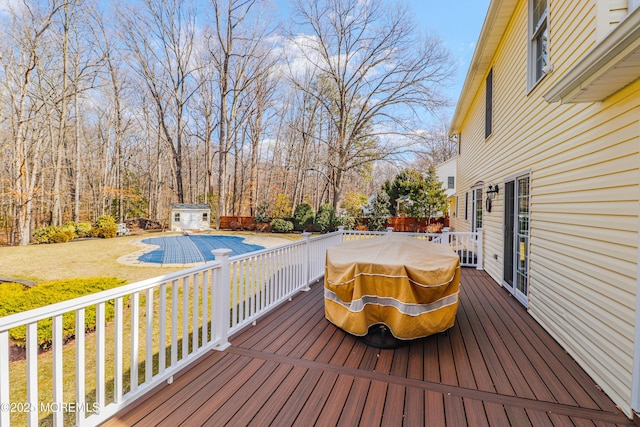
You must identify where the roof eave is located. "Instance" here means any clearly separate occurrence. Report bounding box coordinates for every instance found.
[450,0,519,135]
[543,7,640,104]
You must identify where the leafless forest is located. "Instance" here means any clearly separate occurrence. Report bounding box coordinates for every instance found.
[0,0,455,245]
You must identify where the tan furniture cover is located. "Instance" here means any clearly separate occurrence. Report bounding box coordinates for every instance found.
[324,234,461,340]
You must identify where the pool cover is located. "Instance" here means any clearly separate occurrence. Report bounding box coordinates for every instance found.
[138,235,264,264]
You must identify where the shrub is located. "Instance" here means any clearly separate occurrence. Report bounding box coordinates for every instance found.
[256,222,271,233]
[271,194,292,219]
[61,221,78,240]
[230,221,243,231]
[336,214,356,230]
[292,203,315,232]
[0,277,125,349]
[314,204,336,233]
[32,226,62,244]
[94,214,117,238]
[75,222,92,238]
[270,218,293,233]
[254,202,270,224]
[49,231,71,243]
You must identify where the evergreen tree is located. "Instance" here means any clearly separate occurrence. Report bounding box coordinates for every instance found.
[367,191,390,231]
[315,204,336,233]
[384,168,447,220]
[419,167,448,219]
[292,202,315,231]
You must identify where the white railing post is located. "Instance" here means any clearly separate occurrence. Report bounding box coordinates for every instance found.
[476,228,484,270]
[0,331,9,427]
[441,227,450,247]
[301,232,312,291]
[213,249,232,350]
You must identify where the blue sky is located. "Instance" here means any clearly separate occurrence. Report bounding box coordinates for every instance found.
[274,0,491,110]
[407,0,491,102]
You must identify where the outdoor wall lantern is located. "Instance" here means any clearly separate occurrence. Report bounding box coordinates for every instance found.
[486,184,499,200]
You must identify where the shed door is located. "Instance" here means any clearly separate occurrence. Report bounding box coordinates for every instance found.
[183,212,200,230]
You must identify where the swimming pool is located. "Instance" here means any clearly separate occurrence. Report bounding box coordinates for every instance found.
[138,235,265,264]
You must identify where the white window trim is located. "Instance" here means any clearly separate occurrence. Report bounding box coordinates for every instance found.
[527,0,549,91]
[471,185,483,232]
[632,114,640,415]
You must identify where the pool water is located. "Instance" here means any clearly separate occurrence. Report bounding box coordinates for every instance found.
[138,235,265,264]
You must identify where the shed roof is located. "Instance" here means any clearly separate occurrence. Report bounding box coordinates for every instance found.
[170,203,211,210]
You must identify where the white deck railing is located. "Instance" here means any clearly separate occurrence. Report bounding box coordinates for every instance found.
[0,228,481,426]
[340,227,483,269]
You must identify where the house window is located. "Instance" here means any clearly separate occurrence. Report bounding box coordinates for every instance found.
[529,0,548,88]
[485,68,493,138]
[447,176,455,189]
[174,212,180,222]
[472,187,483,231]
[202,212,209,221]
[464,192,469,220]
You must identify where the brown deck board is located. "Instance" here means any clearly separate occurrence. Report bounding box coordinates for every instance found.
[315,374,354,425]
[245,365,308,426]
[271,369,323,425]
[359,379,387,425]
[225,363,295,426]
[103,269,634,426]
[337,377,369,425]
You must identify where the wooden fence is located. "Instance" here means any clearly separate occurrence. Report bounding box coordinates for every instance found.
[218,216,449,232]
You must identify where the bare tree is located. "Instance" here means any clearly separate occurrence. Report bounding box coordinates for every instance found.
[409,114,458,169]
[0,0,66,245]
[190,57,219,206]
[206,0,274,225]
[121,0,198,204]
[288,0,453,210]
[92,5,133,221]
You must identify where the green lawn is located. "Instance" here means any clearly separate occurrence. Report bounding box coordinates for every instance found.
[0,230,300,284]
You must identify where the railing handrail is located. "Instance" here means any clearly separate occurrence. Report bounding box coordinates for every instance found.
[228,231,338,263]
[0,260,224,331]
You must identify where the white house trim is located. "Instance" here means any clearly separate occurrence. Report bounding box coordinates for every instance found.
[543,6,640,103]
[632,117,640,417]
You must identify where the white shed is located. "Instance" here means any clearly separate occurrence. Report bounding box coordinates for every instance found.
[170,204,211,232]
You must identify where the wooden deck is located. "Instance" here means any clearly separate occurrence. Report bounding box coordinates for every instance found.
[103,269,633,426]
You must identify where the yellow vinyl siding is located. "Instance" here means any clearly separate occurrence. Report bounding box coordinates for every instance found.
[453,0,639,416]
[597,0,630,39]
